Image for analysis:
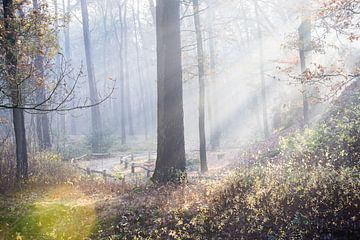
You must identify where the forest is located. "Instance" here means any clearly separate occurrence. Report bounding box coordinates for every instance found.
[0,0,359,239]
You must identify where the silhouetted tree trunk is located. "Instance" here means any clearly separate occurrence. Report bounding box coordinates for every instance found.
[80,0,103,152]
[193,0,208,172]
[34,0,51,151]
[3,0,28,180]
[254,0,270,138]
[152,0,186,183]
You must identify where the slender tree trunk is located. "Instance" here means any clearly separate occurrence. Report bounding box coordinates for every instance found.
[207,5,220,150]
[192,0,207,172]
[254,0,270,138]
[63,0,77,135]
[152,0,186,183]
[123,1,135,136]
[137,0,156,136]
[119,4,127,145]
[34,0,51,151]
[80,0,103,152]
[299,19,311,125]
[53,0,66,148]
[148,0,155,24]
[110,9,124,140]
[132,1,148,140]
[12,109,28,180]
[3,0,28,180]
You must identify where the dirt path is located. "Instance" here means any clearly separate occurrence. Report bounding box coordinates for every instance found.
[75,150,240,178]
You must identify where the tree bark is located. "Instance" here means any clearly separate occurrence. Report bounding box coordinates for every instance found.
[152,0,186,183]
[3,0,28,180]
[193,0,208,172]
[80,0,103,152]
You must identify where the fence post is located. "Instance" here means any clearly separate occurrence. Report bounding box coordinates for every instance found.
[86,167,90,175]
[131,153,134,161]
[146,169,151,178]
[103,170,107,182]
[125,160,128,169]
[122,176,125,186]
[131,163,135,173]
[120,156,123,164]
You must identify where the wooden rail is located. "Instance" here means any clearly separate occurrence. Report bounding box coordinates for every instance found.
[71,151,156,183]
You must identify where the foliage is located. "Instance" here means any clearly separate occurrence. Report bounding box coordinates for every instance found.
[92,81,360,239]
[279,81,360,168]
[318,0,360,41]
[0,1,59,108]
[91,163,358,240]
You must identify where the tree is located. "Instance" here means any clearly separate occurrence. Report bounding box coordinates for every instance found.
[2,0,28,181]
[152,0,186,183]
[207,2,220,150]
[80,0,103,152]
[123,0,135,136]
[132,1,149,140]
[298,19,311,125]
[254,0,270,138]
[111,1,127,145]
[193,0,208,172]
[33,0,52,151]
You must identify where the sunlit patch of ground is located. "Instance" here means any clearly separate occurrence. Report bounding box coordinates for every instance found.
[0,184,96,240]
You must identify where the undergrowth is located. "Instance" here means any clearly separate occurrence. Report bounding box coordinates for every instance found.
[95,83,360,239]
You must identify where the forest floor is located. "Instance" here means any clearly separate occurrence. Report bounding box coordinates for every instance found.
[0,156,231,240]
[1,81,360,239]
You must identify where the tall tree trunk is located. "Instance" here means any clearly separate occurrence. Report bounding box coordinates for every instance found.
[132,1,149,140]
[193,0,208,172]
[152,0,186,183]
[137,0,156,136]
[207,5,220,150]
[63,0,77,135]
[34,0,51,151]
[110,6,126,143]
[3,0,28,180]
[80,0,103,152]
[118,4,127,145]
[123,1,135,136]
[254,0,270,138]
[53,0,66,148]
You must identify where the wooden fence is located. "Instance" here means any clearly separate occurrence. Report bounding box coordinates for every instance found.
[70,152,156,183]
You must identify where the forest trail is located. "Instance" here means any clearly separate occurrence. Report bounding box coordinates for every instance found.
[74,149,239,180]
